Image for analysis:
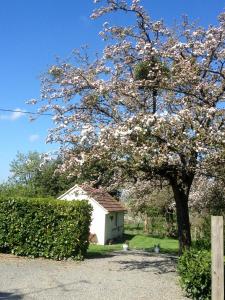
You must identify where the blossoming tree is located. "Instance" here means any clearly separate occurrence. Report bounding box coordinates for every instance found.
[29,0,225,253]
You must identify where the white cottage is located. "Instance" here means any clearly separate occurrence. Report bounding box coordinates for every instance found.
[58,185,127,245]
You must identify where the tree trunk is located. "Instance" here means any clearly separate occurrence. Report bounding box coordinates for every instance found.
[170,180,192,255]
[144,213,149,233]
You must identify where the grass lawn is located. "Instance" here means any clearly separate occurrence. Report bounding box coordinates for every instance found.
[87,243,123,258]
[128,235,178,254]
[87,233,179,258]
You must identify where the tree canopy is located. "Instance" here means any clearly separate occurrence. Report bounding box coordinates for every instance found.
[29,0,225,253]
[6,151,75,198]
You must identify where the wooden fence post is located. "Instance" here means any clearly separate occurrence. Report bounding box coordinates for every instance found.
[211,216,224,300]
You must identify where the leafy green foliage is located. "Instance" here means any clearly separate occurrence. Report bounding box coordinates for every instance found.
[2,151,76,198]
[9,151,42,185]
[134,61,152,80]
[205,183,225,216]
[134,59,170,81]
[192,217,211,251]
[32,159,76,197]
[0,197,92,260]
[126,184,176,237]
[147,209,177,238]
[0,182,38,198]
[178,249,212,300]
[193,216,225,252]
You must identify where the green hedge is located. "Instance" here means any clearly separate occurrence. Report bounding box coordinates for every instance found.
[0,197,92,260]
[178,249,211,300]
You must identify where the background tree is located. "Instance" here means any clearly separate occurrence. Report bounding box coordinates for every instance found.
[32,158,76,197]
[190,176,225,216]
[123,180,176,236]
[4,151,75,198]
[29,0,225,253]
[9,151,42,186]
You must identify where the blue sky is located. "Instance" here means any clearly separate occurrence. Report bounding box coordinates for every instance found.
[0,0,224,182]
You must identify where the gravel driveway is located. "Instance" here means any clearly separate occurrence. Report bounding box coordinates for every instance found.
[0,251,188,300]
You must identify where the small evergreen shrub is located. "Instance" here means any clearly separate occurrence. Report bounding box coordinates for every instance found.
[0,197,92,260]
[178,249,211,300]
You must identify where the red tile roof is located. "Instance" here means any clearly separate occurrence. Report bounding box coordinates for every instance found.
[81,185,127,212]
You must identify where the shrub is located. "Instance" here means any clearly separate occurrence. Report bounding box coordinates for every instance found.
[192,216,212,251]
[0,197,92,260]
[178,249,211,300]
[192,215,225,250]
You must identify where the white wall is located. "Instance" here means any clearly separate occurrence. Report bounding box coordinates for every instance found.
[58,186,107,245]
[90,200,106,245]
[105,212,124,243]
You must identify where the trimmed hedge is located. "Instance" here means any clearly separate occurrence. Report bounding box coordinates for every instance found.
[0,197,92,260]
[178,249,211,300]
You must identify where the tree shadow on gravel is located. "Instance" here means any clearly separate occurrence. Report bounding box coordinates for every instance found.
[115,255,178,274]
[85,252,117,259]
[0,280,88,299]
[0,292,23,299]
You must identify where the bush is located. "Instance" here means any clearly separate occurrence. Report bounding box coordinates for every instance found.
[178,249,211,300]
[0,197,92,260]
[192,217,211,251]
[192,215,225,250]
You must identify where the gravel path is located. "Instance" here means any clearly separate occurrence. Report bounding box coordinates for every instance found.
[0,251,188,300]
